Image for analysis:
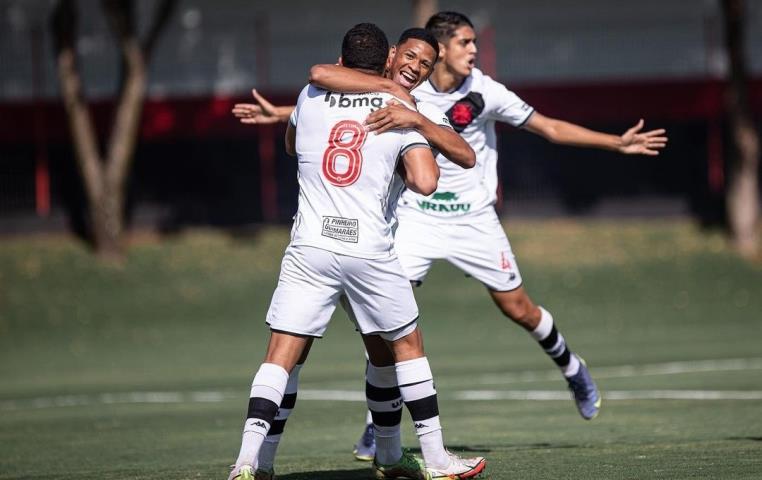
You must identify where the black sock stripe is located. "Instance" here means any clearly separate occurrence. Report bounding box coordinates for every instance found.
[268,418,286,436]
[539,326,559,349]
[280,392,297,410]
[247,397,279,423]
[371,409,403,427]
[397,379,431,388]
[405,395,439,422]
[366,383,402,402]
[552,348,572,367]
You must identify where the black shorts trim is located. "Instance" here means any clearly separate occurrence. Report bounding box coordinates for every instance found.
[487,281,524,293]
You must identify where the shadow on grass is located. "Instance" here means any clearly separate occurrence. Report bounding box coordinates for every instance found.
[273,468,374,479]
[407,443,582,454]
[727,436,762,442]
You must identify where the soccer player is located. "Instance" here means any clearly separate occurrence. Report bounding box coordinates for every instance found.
[227,23,485,480]
[352,11,668,457]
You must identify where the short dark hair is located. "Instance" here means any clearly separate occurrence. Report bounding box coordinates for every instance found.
[424,11,474,43]
[341,23,389,74]
[397,28,440,62]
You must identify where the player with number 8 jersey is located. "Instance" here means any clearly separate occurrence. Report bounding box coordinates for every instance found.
[288,86,429,260]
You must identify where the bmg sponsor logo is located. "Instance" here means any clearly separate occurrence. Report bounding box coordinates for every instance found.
[325,92,383,111]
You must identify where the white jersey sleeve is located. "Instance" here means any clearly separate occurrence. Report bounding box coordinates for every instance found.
[289,85,310,126]
[417,101,453,129]
[483,75,534,127]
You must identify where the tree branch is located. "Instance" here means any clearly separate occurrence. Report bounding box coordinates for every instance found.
[51,0,104,206]
[142,0,177,61]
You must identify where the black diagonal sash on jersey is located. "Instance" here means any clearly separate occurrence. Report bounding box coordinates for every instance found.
[445,92,485,133]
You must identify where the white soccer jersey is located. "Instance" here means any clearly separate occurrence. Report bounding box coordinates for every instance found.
[289,85,430,259]
[401,67,534,221]
[384,100,453,231]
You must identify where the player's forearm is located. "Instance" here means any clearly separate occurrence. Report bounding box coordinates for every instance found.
[416,119,476,168]
[275,106,296,122]
[309,64,403,97]
[544,119,622,151]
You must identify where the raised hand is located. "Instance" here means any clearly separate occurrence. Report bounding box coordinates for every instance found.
[619,119,668,156]
[231,89,292,124]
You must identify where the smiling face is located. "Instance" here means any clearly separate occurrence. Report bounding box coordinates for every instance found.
[440,25,477,78]
[387,38,438,91]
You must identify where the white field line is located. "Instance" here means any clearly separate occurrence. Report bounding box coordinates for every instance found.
[456,390,762,401]
[477,357,762,385]
[3,389,762,411]
[3,358,762,411]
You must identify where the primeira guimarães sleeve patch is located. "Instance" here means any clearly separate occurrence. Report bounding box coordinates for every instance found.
[445,92,485,133]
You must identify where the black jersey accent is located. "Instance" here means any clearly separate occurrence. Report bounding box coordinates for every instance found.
[445,92,485,133]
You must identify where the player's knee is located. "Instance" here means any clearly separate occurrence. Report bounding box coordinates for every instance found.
[499,296,534,324]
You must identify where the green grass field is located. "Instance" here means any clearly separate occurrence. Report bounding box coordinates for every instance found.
[1,220,761,479]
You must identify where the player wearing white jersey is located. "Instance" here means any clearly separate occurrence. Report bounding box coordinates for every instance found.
[227,24,485,480]
[357,12,666,434]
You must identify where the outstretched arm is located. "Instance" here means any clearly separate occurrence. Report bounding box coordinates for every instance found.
[366,102,475,168]
[232,89,294,124]
[524,113,668,156]
[309,64,415,105]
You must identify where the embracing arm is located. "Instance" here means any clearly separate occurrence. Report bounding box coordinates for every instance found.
[523,112,668,156]
[366,105,475,168]
[309,64,415,105]
[400,147,439,196]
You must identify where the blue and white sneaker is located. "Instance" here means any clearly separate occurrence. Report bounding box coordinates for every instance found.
[566,356,601,420]
[353,423,376,461]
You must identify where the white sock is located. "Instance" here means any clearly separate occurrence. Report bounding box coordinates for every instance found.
[366,362,403,465]
[530,306,581,378]
[257,363,303,470]
[563,354,581,377]
[234,363,289,468]
[396,357,449,469]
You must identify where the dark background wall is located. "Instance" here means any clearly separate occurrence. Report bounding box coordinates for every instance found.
[0,0,760,232]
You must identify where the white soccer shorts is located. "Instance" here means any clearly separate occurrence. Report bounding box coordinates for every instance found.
[394,209,523,292]
[265,245,419,340]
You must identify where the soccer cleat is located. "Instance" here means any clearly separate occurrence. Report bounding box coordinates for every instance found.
[425,451,486,479]
[227,464,254,480]
[566,356,601,420]
[254,467,275,480]
[373,448,430,480]
[353,423,376,461]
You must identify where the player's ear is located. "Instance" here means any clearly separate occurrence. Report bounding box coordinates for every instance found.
[437,41,446,61]
[385,46,396,71]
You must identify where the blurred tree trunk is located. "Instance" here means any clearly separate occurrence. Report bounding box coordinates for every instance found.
[722,0,760,258]
[412,0,437,27]
[51,0,175,262]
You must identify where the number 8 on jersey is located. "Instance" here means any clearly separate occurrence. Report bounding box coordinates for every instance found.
[322,120,367,187]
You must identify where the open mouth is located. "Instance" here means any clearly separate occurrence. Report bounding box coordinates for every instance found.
[398,70,418,88]
[466,57,476,68]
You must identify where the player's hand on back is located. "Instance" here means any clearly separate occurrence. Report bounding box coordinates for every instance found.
[232,89,290,124]
[365,100,422,135]
[619,119,668,156]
